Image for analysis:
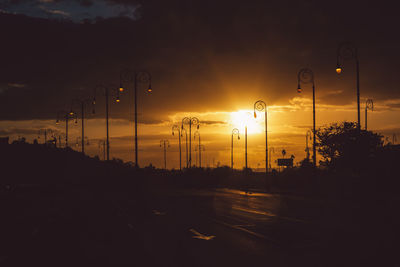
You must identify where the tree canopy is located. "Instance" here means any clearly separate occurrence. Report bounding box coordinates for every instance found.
[316,122,384,170]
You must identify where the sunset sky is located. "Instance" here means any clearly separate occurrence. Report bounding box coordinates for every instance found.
[1,0,399,169]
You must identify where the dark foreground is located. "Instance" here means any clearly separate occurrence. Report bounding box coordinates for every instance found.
[0,144,399,266]
[1,184,398,267]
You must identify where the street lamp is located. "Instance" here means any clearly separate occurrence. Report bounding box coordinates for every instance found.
[231,128,240,169]
[160,139,170,169]
[71,97,95,155]
[56,110,77,148]
[297,67,317,167]
[182,117,200,168]
[336,42,361,130]
[120,69,152,168]
[305,130,312,161]
[365,99,374,130]
[242,112,252,172]
[172,125,182,171]
[181,125,188,169]
[194,144,205,168]
[254,100,268,173]
[93,85,122,161]
[194,130,203,168]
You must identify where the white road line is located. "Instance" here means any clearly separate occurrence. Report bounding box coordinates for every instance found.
[189,229,216,240]
[212,219,279,246]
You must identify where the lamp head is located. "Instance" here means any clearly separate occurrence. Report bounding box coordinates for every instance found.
[297,84,302,93]
[56,120,59,125]
[254,111,257,118]
[197,125,199,129]
[69,110,74,116]
[147,84,152,93]
[119,86,124,92]
[92,97,96,105]
[116,96,120,103]
[336,64,342,74]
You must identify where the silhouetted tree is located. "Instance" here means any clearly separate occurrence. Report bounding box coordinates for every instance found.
[316,122,383,170]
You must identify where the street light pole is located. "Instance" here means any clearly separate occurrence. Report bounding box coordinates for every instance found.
[120,70,152,168]
[365,99,374,130]
[160,139,169,169]
[297,68,317,167]
[172,125,182,171]
[56,111,77,148]
[231,128,240,169]
[105,88,110,160]
[254,100,268,173]
[305,130,311,161]
[181,125,188,169]
[182,117,200,168]
[93,85,122,161]
[245,125,248,170]
[194,131,202,168]
[336,42,361,130]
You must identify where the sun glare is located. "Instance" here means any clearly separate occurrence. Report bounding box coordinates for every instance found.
[230,110,263,134]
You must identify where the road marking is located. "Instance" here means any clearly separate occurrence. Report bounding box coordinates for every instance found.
[212,219,279,246]
[152,210,166,216]
[232,205,277,217]
[189,229,216,240]
[232,205,308,224]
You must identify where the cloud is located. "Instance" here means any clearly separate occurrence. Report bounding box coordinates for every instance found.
[2,0,140,23]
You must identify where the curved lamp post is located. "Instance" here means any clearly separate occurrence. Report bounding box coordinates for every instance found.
[194,144,205,168]
[365,99,374,130]
[182,117,200,168]
[71,97,95,154]
[93,85,122,161]
[231,128,240,169]
[297,68,316,167]
[305,130,312,161]
[160,139,170,169]
[56,110,78,148]
[336,42,361,130]
[120,70,152,168]
[172,125,182,171]
[254,100,268,173]
[194,130,203,168]
[181,125,188,169]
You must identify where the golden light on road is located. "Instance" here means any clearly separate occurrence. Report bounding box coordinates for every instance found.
[230,110,262,134]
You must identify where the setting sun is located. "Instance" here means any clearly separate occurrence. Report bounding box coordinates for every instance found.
[230,110,263,134]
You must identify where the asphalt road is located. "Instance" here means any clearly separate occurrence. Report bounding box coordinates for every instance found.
[0,185,394,266]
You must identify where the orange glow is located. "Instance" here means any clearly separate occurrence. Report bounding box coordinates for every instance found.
[230,110,262,134]
[147,88,152,93]
[116,98,120,103]
[119,87,124,92]
[336,67,342,74]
